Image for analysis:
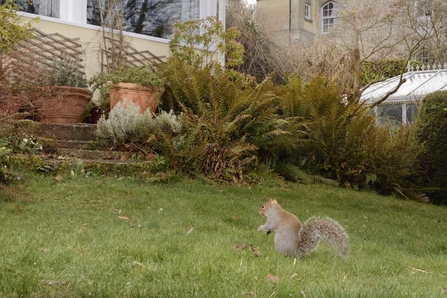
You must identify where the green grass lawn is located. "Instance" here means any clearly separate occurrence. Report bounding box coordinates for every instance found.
[1,172,446,297]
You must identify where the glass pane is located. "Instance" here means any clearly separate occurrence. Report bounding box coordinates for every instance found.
[322,19,328,33]
[2,0,60,18]
[87,0,200,39]
[406,104,419,124]
[377,104,402,127]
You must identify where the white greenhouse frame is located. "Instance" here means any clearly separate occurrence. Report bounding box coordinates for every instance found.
[361,64,447,125]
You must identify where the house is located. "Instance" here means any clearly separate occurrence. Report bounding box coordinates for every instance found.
[254,0,446,63]
[255,0,339,44]
[13,0,226,79]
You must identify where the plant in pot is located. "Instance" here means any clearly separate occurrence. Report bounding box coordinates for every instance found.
[88,64,164,116]
[39,58,92,124]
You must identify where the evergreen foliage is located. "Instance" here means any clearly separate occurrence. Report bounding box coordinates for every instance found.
[159,56,285,183]
[410,91,447,205]
[0,141,13,185]
[361,59,422,85]
[155,17,289,183]
[88,16,423,195]
[0,0,37,54]
[273,76,419,193]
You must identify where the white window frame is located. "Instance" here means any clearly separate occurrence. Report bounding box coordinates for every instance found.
[322,2,336,33]
[304,3,311,20]
[21,0,221,41]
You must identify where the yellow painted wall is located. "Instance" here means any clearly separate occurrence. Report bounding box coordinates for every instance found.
[25,16,170,81]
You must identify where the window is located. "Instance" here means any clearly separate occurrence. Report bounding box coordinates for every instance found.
[416,46,435,64]
[87,0,200,39]
[3,0,60,18]
[304,3,311,20]
[414,0,434,36]
[377,104,403,127]
[322,2,336,33]
[9,0,220,41]
[406,104,419,124]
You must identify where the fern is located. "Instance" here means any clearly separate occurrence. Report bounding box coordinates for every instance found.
[158,54,291,182]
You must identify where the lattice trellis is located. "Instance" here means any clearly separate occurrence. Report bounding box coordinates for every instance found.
[15,28,85,80]
[100,37,166,73]
[98,0,165,73]
[13,27,165,80]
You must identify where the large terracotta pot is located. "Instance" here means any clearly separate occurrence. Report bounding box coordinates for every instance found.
[109,82,163,115]
[40,86,91,124]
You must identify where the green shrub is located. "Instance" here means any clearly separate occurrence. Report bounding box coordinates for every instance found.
[361,59,422,85]
[410,91,447,205]
[96,101,153,146]
[168,16,244,71]
[273,75,419,193]
[154,17,291,183]
[0,142,14,184]
[159,56,286,183]
[360,125,420,194]
[0,0,37,55]
[0,119,46,184]
[96,102,182,155]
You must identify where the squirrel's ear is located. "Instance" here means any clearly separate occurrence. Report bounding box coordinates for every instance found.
[273,199,277,203]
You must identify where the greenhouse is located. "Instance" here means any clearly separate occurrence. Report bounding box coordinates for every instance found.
[361,64,447,126]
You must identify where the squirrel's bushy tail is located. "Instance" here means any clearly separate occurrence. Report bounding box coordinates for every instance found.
[298,217,349,257]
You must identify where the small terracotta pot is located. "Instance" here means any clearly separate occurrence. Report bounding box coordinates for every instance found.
[109,82,163,115]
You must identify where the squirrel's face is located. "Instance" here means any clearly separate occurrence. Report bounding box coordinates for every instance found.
[258,199,275,216]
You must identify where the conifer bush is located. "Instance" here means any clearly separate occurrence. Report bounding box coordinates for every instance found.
[410,91,447,205]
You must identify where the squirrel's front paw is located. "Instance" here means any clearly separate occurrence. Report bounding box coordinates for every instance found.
[257,226,263,232]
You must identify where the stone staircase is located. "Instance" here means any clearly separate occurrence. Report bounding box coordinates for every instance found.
[27,122,152,173]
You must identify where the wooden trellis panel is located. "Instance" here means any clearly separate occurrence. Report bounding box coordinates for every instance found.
[98,1,165,73]
[100,40,166,72]
[15,28,84,78]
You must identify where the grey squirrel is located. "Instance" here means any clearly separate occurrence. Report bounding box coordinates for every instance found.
[258,199,349,258]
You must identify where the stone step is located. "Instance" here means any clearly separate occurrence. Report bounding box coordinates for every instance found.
[55,148,144,160]
[52,140,98,150]
[36,123,96,141]
[14,121,153,171]
[19,154,155,176]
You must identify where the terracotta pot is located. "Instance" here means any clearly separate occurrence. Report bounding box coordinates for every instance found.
[110,82,163,114]
[0,95,22,117]
[40,86,91,124]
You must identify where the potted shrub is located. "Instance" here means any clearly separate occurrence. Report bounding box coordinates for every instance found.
[88,64,164,115]
[39,59,91,124]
